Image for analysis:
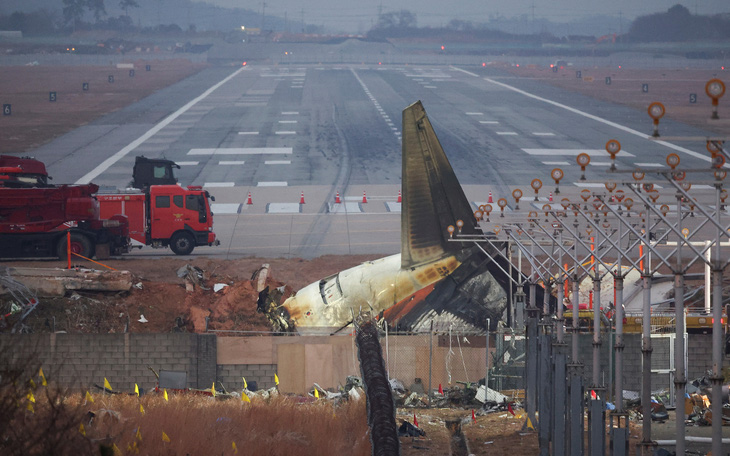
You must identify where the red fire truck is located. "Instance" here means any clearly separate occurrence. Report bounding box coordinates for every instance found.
[0,155,219,258]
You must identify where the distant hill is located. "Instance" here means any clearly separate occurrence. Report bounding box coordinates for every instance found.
[0,0,301,33]
[627,4,730,42]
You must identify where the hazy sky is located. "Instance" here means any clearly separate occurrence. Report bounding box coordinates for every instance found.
[207,0,730,32]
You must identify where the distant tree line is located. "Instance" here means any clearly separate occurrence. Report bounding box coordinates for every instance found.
[627,4,730,42]
[368,4,730,43]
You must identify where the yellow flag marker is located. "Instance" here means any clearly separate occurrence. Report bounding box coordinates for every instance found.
[526,417,535,430]
[136,428,142,441]
[314,388,319,399]
[274,373,279,386]
[241,391,250,403]
[232,441,238,454]
[27,391,35,403]
[162,431,170,443]
[211,382,216,397]
[85,391,94,403]
[104,377,112,391]
[79,423,86,436]
[27,402,34,413]
[164,389,168,401]
[139,404,145,415]
[29,378,36,389]
[39,368,47,386]
[134,383,139,397]
[242,376,247,389]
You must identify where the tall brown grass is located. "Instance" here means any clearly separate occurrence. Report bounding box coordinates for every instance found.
[64,392,371,455]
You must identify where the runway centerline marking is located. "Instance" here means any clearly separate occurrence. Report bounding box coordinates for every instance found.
[75,66,247,184]
[218,160,245,165]
[351,67,401,139]
[450,66,712,163]
[238,131,259,135]
[204,182,235,187]
[257,181,288,186]
[176,161,199,166]
[265,160,291,165]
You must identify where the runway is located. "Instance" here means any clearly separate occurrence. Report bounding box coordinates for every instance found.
[33,63,722,258]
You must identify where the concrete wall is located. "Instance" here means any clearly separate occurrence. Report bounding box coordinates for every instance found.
[0,333,215,392]
[0,332,718,396]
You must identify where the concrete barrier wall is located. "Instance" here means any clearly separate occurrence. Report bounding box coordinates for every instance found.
[0,333,215,392]
[0,332,717,396]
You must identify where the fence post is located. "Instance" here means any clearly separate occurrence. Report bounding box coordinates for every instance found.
[485,318,490,389]
[428,319,433,408]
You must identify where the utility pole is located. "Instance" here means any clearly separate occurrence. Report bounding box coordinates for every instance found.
[261,1,267,30]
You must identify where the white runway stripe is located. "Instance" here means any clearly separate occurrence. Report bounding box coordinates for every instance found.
[188,147,292,155]
[265,160,291,165]
[204,182,235,187]
[522,148,635,157]
[218,161,245,165]
[75,66,247,184]
[257,181,288,186]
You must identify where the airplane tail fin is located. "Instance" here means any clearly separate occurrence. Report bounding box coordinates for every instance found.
[401,101,480,269]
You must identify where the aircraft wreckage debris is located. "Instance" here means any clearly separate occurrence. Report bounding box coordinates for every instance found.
[0,267,132,297]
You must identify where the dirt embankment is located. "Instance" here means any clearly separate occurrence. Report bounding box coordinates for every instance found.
[2,255,381,334]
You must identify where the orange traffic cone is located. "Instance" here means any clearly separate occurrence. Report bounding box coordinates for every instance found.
[335,191,341,204]
[362,191,368,203]
[472,409,476,423]
[299,191,306,204]
[413,413,418,427]
[549,192,553,202]
[397,190,402,203]
[438,384,443,395]
[246,192,253,205]
[488,191,493,203]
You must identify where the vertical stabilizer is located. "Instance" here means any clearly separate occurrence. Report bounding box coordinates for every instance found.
[401,101,481,269]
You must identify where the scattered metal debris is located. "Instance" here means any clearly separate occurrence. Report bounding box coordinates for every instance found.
[0,266,39,333]
[177,264,208,291]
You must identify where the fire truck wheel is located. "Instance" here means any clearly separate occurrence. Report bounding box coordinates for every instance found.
[170,232,195,255]
[57,233,94,260]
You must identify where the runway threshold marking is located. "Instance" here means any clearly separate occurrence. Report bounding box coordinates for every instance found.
[188,147,292,155]
[522,148,636,157]
[75,66,247,184]
[450,66,713,164]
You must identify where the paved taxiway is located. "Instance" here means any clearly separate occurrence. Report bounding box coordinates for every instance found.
[34,63,723,258]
